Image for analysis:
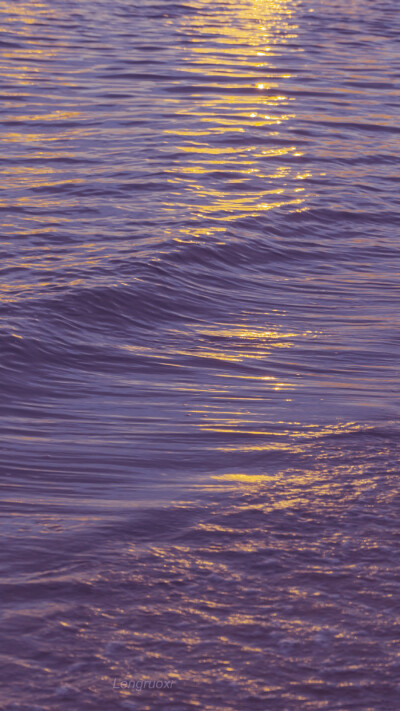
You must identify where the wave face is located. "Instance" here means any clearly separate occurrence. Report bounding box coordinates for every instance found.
[1,0,399,708]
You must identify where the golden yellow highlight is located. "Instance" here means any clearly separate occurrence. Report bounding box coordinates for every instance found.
[161,0,310,227]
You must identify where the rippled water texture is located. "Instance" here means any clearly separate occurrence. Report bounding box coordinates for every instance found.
[1,0,399,708]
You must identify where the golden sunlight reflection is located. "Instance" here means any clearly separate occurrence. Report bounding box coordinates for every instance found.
[162,0,309,231]
[210,460,381,510]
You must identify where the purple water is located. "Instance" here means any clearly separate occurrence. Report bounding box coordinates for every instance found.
[1,0,399,708]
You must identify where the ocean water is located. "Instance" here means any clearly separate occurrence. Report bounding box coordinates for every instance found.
[1,0,399,708]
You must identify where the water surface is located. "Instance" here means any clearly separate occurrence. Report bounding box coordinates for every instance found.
[1,0,399,708]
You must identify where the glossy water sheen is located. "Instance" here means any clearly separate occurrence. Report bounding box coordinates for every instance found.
[1,0,399,708]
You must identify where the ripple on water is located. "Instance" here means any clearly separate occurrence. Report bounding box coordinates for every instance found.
[0,0,399,708]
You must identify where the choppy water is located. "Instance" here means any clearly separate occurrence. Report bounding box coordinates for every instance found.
[1,0,399,708]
